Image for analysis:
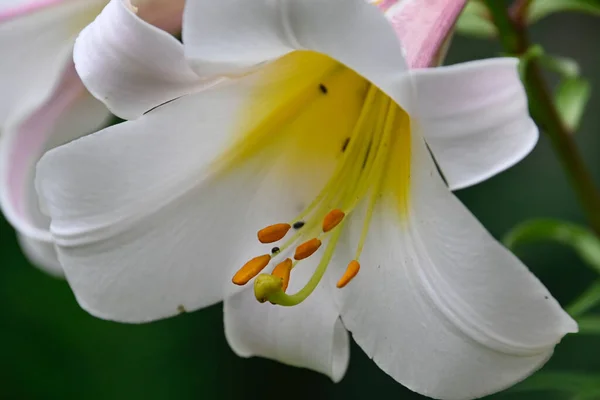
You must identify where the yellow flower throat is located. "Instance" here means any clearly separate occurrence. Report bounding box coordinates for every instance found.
[227,52,411,306]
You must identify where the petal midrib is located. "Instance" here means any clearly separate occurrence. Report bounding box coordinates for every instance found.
[403,209,560,356]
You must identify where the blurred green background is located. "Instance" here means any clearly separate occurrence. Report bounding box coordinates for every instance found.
[1,10,599,400]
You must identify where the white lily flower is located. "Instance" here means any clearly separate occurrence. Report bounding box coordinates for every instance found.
[0,0,183,275]
[36,0,577,398]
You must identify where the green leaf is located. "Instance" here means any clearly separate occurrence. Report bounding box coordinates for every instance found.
[555,78,591,132]
[540,54,581,78]
[455,1,497,38]
[510,371,600,393]
[520,50,589,132]
[504,219,600,275]
[577,316,600,334]
[529,0,600,23]
[567,280,600,317]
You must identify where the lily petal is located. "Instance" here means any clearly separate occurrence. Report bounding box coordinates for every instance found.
[74,0,206,120]
[224,257,349,382]
[386,0,466,69]
[0,0,105,127]
[16,233,62,276]
[375,0,399,12]
[35,64,353,321]
[335,132,576,399]
[183,0,412,110]
[413,58,538,190]
[0,64,110,276]
[0,0,34,12]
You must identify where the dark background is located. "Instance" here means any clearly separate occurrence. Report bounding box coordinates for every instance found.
[1,11,599,400]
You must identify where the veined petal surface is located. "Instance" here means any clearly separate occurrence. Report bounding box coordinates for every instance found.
[334,130,576,399]
[413,58,538,190]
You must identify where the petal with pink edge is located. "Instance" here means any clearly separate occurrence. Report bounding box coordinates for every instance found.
[0,65,110,276]
[0,0,106,127]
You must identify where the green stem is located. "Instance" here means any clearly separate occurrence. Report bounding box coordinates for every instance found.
[483,0,600,236]
[509,0,533,25]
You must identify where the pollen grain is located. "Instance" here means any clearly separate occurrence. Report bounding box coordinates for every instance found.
[257,223,291,243]
[271,258,293,292]
[322,209,345,233]
[232,254,272,285]
[294,238,322,260]
[337,260,360,288]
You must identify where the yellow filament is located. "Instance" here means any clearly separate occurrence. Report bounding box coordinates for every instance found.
[271,85,381,259]
[354,102,398,261]
[266,91,402,306]
[220,51,412,306]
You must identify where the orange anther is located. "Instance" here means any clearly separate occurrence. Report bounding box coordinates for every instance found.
[294,238,322,260]
[271,258,293,292]
[322,209,345,232]
[257,223,291,243]
[337,260,360,288]
[232,254,271,285]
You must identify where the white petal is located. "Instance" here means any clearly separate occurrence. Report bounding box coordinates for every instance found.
[0,0,32,11]
[334,131,576,399]
[74,0,207,120]
[183,0,413,110]
[17,233,62,277]
[35,63,357,322]
[0,65,110,276]
[0,0,105,127]
[413,58,538,190]
[224,258,349,382]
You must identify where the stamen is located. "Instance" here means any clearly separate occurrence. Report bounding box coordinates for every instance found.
[353,102,398,262]
[232,254,271,285]
[266,219,346,307]
[294,238,322,260]
[271,258,293,292]
[322,209,345,232]
[236,78,404,307]
[257,223,291,243]
[336,260,360,288]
